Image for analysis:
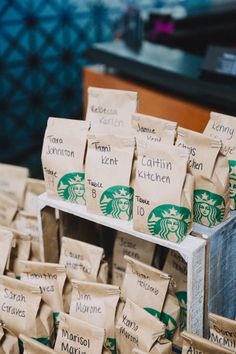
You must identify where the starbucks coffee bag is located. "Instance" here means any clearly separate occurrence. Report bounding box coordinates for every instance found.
[176,127,230,227]
[7,229,31,277]
[59,237,105,282]
[0,229,14,275]
[20,261,66,315]
[112,231,156,287]
[54,312,105,354]
[0,275,53,342]
[181,331,234,354]
[24,178,45,215]
[163,250,187,331]
[20,334,57,354]
[160,294,180,341]
[132,113,177,144]
[41,117,88,204]
[116,299,171,354]
[0,325,19,354]
[86,87,138,135]
[0,194,18,227]
[85,133,135,220]
[209,313,236,351]
[204,112,236,210]
[13,211,41,261]
[121,256,170,317]
[70,280,120,353]
[0,163,29,208]
[133,140,193,243]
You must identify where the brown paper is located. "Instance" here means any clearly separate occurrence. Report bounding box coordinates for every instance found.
[121,256,170,317]
[0,194,18,227]
[116,298,171,354]
[181,331,234,354]
[209,313,236,351]
[54,312,105,354]
[24,178,45,215]
[41,117,88,205]
[0,325,19,354]
[13,211,40,261]
[163,250,187,331]
[86,87,138,135]
[70,280,120,353]
[20,261,66,312]
[133,139,193,243]
[176,127,230,227]
[204,112,236,210]
[85,133,135,220]
[0,275,53,340]
[0,229,14,275]
[132,113,177,144]
[160,294,180,341]
[112,231,156,287]
[20,334,57,354]
[0,163,29,208]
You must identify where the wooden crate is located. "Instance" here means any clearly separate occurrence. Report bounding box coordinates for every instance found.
[37,193,206,342]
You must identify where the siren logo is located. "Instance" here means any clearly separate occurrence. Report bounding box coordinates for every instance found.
[104,338,116,354]
[229,160,236,209]
[147,205,191,243]
[193,189,225,227]
[57,172,85,204]
[100,185,134,220]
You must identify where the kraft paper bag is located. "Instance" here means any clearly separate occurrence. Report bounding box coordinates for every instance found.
[176,127,230,227]
[204,112,236,210]
[0,275,53,342]
[85,133,135,220]
[41,117,88,205]
[209,313,236,352]
[181,331,234,354]
[0,163,29,208]
[121,256,170,317]
[0,325,19,354]
[24,178,45,215]
[13,211,40,261]
[6,229,31,278]
[132,113,177,144]
[20,261,66,314]
[160,294,180,341]
[0,194,18,227]
[20,334,57,354]
[54,312,105,354]
[86,87,138,135]
[0,229,15,275]
[112,231,156,287]
[133,140,193,243]
[70,280,120,354]
[163,250,187,331]
[116,299,171,354]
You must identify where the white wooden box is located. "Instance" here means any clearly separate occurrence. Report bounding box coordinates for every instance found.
[38,193,206,340]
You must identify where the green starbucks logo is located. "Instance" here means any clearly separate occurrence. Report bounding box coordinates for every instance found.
[193,189,225,227]
[100,185,134,220]
[104,338,116,354]
[229,160,236,209]
[57,172,85,204]
[160,312,177,341]
[144,307,161,319]
[147,204,191,243]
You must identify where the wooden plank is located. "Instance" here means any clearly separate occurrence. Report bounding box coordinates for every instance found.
[39,206,59,263]
[83,65,211,133]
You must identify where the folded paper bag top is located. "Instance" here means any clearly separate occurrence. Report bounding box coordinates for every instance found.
[204,111,236,210]
[181,331,235,354]
[209,313,236,351]
[86,87,138,135]
[41,117,88,205]
[20,334,57,354]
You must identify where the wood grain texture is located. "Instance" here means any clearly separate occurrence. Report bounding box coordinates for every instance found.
[83,66,211,133]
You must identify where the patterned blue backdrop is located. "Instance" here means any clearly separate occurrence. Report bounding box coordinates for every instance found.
[0,0,211,176]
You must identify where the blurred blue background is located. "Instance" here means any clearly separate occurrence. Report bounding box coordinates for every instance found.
[0,0,215,176]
